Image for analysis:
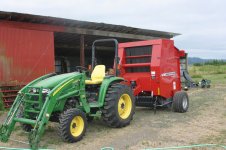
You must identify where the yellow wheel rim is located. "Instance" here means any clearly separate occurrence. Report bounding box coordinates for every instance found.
[70,116,84,137]
[118,94,132,119]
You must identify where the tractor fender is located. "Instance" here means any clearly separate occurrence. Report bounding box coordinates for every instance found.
[97,77,125,107]
[48,73,90,113]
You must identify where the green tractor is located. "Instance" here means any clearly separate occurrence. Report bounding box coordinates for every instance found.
[0,39,135,149]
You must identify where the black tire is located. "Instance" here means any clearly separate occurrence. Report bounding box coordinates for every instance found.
[102,83,135,128]
[172,91,189,113]
[21,124,33,132]
[58,108,87,143]
[86,116,94,123]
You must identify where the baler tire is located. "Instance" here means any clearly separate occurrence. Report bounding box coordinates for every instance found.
[102,83,135,128]
[172,91,189,113]
[58,108,87,143]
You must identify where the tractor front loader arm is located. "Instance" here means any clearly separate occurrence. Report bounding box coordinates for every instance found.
[0,94,24,142]
[28,76,79,149]
[0,72,87,150]
[0,73,56,143]
[28,73,89,149]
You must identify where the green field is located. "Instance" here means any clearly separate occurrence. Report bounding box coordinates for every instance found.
[188,64,226,84]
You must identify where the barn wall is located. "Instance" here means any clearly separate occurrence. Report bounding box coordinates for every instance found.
[0,26,55,85]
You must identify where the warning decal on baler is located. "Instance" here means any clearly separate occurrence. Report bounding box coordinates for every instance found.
[161,72,176,77]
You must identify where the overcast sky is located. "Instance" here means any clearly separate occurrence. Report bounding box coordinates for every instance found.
[1,0,226,59]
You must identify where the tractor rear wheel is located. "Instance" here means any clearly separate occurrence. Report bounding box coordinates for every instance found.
[102,83,135,128]
[58,108,87,143]
[172,91,189,113]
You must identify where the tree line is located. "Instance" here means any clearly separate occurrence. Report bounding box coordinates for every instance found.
[193,60,226,66]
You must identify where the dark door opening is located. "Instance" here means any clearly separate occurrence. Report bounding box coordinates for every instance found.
[54,32,80,74]
[54,32,122,74]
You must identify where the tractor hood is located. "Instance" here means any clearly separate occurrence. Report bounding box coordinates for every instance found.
[32,72,80,89]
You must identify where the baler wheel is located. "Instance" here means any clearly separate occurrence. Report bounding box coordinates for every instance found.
[102,83,135,128]
[58,108,87,143]
[172,91,189,113]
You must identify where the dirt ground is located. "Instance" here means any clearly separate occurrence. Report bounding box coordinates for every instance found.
[0,84,226,150]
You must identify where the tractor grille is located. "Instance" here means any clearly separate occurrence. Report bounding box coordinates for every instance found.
[125,46,152,72]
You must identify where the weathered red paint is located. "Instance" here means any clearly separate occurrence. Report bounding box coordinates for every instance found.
[0,20,65,33]
[0,26,55,85]
[118,39,185,99]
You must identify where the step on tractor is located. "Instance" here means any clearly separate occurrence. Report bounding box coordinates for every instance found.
[0,39,135,149]
[0,38,189,149]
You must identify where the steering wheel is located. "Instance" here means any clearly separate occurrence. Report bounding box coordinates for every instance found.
[75,66,88,73]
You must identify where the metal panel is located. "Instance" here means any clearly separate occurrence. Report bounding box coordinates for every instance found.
[180,53,188,86]
[0,26,54,85]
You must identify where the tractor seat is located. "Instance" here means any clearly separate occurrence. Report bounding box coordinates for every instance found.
[85,65,106,85]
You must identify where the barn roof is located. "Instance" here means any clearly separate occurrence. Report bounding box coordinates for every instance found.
[0,11,179,40]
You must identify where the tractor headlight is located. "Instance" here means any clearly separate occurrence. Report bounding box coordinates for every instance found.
[42,89,50,94]
[29,88,38,94]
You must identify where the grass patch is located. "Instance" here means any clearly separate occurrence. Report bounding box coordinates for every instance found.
[191,75,203,78]
[189,65,226,75]
[16,131,28,136]
[201,130,226,145]
[188,64,226,85]
[216,71,225,74]
[46,124,55,132]
[40,144,49,149]
[14,125,21,131]
[193,74,226,85]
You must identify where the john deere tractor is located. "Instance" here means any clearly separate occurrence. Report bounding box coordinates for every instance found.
[0,39,135,149]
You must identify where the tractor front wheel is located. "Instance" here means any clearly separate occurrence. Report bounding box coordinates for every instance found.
[172,91,189,113]
[102,83,135,128]
[58,108,87,143]
[21,124,33,132]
